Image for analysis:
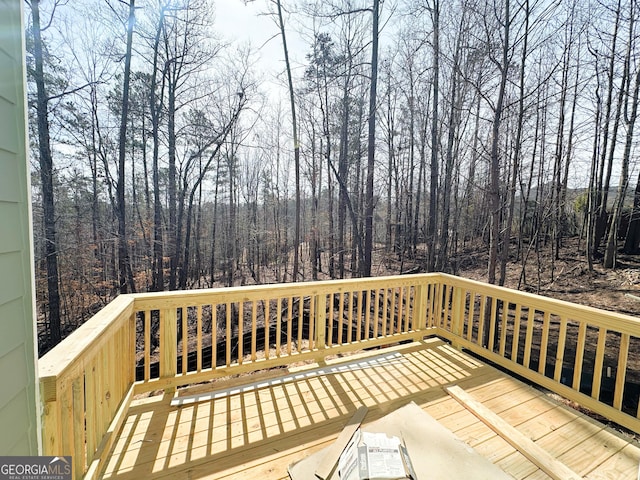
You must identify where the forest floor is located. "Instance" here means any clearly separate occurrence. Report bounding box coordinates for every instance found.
[452,236,640,318]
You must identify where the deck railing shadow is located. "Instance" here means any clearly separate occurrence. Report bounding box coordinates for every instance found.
[101,339,492,479]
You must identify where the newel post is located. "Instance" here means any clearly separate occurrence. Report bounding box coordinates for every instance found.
[414,283,428,331]
[160,307,177,392]
[451,287,465,349]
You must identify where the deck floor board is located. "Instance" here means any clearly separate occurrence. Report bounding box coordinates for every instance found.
[101,338,640,480]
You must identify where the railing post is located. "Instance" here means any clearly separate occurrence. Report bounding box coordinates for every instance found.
[315,294,327,350]
[433,282,443,329]
[414,283,428,331]
[450,287,464,349]
[41,394,61,456]
[160,308,177,392]
[129,311,137,384]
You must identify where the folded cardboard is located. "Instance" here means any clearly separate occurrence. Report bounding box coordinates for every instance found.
[287,402,513,480]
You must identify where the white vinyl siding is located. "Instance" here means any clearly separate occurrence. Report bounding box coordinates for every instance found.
[0,0,40,456]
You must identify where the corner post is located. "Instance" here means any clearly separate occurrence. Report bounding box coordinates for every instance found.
[414,283,428,331]
[451,286,465,349]
[160,308,177,393]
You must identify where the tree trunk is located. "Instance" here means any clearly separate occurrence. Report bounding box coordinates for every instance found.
[501,0,529,286]
[150,6,166,292]
[31,0,62,345]
[593,0,622,255]
[605,10,638,268]
[487,0,510,286]
[167,73,178,290]
[276,0,301,282]
[362,0,380,277]
[116,0,136,294]
[426,0,440,272]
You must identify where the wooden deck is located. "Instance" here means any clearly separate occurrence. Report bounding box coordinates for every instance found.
[101,338,640,480]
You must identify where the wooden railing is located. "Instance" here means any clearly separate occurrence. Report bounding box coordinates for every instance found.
[39,296,136,480]
[435,273,640,434]
[129,274,435,393]
[38,273,640,479]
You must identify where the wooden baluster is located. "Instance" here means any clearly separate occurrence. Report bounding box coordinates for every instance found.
[309,294,316,350]
[510,304,522,362]
[572,321,587,391]
[364,289,372,339]
[287,296,293,354]
[356,291,363,341]
[226,303,232,367]
[238,302,244,364]
[499,300,509,357]
[338,292,345,344]
[144,310,150,381]
[297,296,303,352]
[396,287,404,334]
[85,360,97,463]
[264,300,271,360]
[553,316,568,383]
[467,292,476,341]
[477,295,487,347]
[488,297,498,352]
[403,286,411,332]
[181,307,188,374]
[523,308,535,369]
[373,289,380,338]
[451,287,464,340]
[328,294,335,346]
[251,300,257,362]
[196,305,203,372]
[276,298,282,356]
[382,288,389,336]
[212,304,218,369]
[613,333,630,411]
[592,327,607,400]
[538,312,551,376]
[315,294,327,350]
[73,377,86,477]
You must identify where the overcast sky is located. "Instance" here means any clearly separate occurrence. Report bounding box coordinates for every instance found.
[214,0,308,99]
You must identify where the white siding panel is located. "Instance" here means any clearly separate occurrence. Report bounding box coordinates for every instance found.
[0,251,25,307]
[0,97,18,154]
[0,150,21,202]
[0,298,27,358]
[0,201,22,253]
[0,345,29,411]
[0,0,21,57]
[0,49,17,103]
[0,389,35,454]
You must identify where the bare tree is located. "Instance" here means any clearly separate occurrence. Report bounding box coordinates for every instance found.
[29,0,62,344]
[115,0,137,293]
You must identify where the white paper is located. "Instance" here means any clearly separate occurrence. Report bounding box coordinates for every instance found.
[339,430,410,480]
[361,432,406,479]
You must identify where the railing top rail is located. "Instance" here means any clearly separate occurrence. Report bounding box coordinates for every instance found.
[438,273,640,335]
[129,273,440,310]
